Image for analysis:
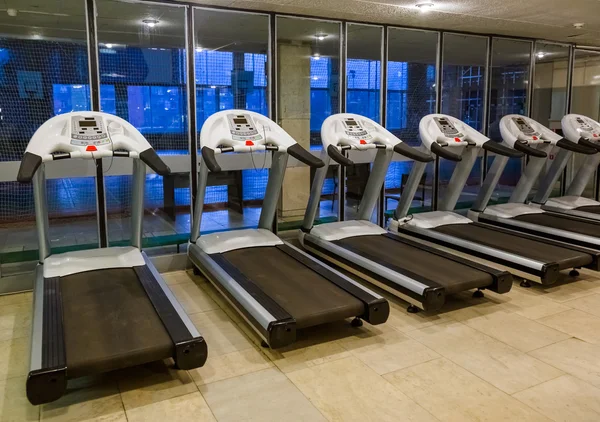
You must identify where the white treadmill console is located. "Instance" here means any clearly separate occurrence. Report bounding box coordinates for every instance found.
[341,117,374,141]
[562,114,600,143]
[499,114,560,148]
[433,116,465,139]
[70,115,110,146]
[419,114,490,153]
[226,113,264,143]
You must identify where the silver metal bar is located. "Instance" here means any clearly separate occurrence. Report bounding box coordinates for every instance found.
[395,160,427,218]
[440,147,478,211]
[542,205,600,221]
[472,154,510,211]
[302,150,331,230]
[29,265,44,372]
[357,149,393,220]
[191,162,209,243]
[304,234,428,295]
[258,151,288,230]
[533,149,572,204]
[510,143,554,203]
[401,224,546,270]
[131,160,146,250]
[142,252,201,338]
[566,154,600,197]
[188,244,276,330]
[481,214,600,247]
[33,164,51,261]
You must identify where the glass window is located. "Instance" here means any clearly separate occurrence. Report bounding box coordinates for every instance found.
[345,24,382,223]
[277,17,340,227]
[488,38,532,202]
[440,34,488,210]
[195,9,270,232]
[97,0,188,247]
[0,0,94,264]
[384,28,438,222]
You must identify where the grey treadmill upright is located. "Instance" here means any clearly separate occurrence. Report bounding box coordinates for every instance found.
[392,114,600,286]
[532,114,600,220]
[469,114,600,251]
[188,110,389,350]
[17,112,207,405]
[300,113,514,313]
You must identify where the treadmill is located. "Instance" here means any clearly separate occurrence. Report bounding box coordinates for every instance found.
[17,112,207,405]
[391,114,600,286]
[300,113,513,313]
[469,114,600,250]
[532,114,600,220]
[188,110,389,349]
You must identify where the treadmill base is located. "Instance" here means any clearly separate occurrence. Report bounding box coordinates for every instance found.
[520,279,532,288]
[407,305,420,314]
[570,269,580,277]
[351,317,363,327]
[472,289,485,298]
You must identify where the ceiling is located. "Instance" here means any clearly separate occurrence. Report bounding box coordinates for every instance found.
[185,0,600,47]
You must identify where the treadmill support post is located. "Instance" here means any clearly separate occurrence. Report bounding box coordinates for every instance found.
[302,149,331,230]
[440,147,479,211]
[191,162,210,243]
[32,165,51,262]
[566,153,600,197]
[532,148,572,204]
[131,160,146,249]
[510,143,554,203]
[396,160,427,219]
[472,155,510,212]
[357,149,393,221]
[259,151,288,230]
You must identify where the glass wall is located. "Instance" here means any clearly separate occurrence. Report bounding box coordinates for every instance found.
[0,0,93,264]
[440,34,487,210]
[571,49,600,199]
[384,28,437,221]
[277,17,340,227]
[96,0,188,246]
[345,24,382,222]
[195,9,269,233]
[487,38,532,202]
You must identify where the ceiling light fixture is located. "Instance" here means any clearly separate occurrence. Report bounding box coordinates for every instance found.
[196,47,203,53]
[143,19,159,27]
[315,33,328,41]
[416,2,435,12]
[313,53,321,60]
[105,43,113,49]
[536,51,545,59]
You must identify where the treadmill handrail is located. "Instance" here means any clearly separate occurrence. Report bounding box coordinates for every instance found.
[482,140,524,158]
[513,141,548,158]
[556,138,597,155]
[430,142,462,161]
[393,143,434,163]
[577,137,600,152]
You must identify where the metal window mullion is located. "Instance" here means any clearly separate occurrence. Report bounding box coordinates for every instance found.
[482,36,493,177]
[378,24,387,227]
[338,21,346,222]
[187,6,198,220]
[433,31,443,211]
[270,13,278,234]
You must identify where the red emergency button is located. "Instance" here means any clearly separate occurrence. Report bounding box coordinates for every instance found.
[359,139,367,145]
[594,134,598,137]
[454,137,461,142]
[245,140,254,146]
[532,136,538,140]
[86,145,97,151]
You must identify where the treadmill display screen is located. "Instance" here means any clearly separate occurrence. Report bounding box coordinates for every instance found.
[513,117,536,135]
[79,120,97,127]
[345,120,358,126]
[233,118,248,124]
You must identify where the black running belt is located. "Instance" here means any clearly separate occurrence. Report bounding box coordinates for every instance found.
[514,213,600,238]
[222,246,364,329]
[575,205,600,214]
[61,268,173,378]
[334,234,493,295]
[434,223,592,269]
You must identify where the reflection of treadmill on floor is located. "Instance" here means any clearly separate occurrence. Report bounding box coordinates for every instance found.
[532,114,600,220]
[18,112,207,405]
[300,113,513,313]
[391,114,600,286]
[188,110,389,349]
[469,114,600,250]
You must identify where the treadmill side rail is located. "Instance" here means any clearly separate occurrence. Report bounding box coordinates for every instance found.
[277,243,390,325]
[26,269,67,405]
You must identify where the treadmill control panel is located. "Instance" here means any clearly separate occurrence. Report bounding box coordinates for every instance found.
[342,117,373,141]
[227,113,264,142]
[70,115,110,146]
[433,117,464,138]
[512,117,540,138]
[575,117,598,135]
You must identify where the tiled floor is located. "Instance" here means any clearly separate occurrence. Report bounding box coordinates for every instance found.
[2,268,600,421]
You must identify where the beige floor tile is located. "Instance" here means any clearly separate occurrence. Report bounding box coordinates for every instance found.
[169,281,219,315]
[197,282,244,324]
[462,311,571,352]
[339,330,440,375]
[40,381,126,422]
[538,309,600,344]
[117,361,198,410]
[189,309,254,357]
[287,357,437,422]
[563,293,600,318]
[189,347,273,386]
[199,368,325,421]
[529,338,600,388]
[383,297,453,333]
[125,392,215,422]
[162,271,194,286]
[0,292,32,307]
[0,337,29,381]
[0,302,31,342]
[0,376,39,422]
[514,375,600,422]
[527,276,600,303]
[409,321,564,394]
[384,358,549,422]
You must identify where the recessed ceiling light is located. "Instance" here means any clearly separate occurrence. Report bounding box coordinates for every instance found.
[416,2,435,12]
[143,19,159,27]
[536,52,545,58]
[313,53,321,60]
[315,33,328,41]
